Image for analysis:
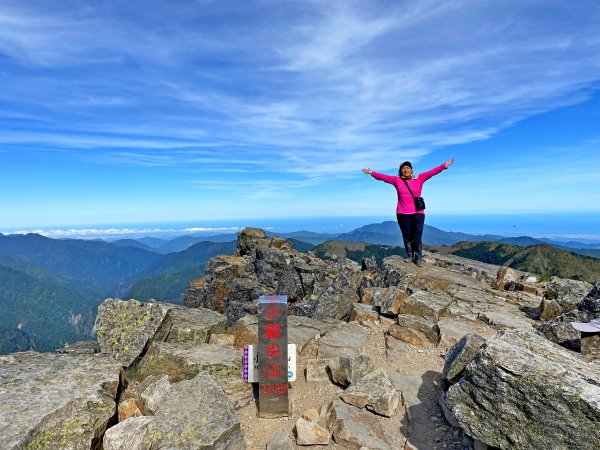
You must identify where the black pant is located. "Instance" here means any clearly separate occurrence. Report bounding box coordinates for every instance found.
[396,213,425,249]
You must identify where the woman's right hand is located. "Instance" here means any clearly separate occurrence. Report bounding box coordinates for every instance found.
[362,168,372,174]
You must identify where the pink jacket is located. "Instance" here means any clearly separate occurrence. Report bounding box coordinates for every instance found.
[371,164,447,214]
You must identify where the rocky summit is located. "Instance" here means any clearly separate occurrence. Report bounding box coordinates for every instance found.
[1,227,599,450]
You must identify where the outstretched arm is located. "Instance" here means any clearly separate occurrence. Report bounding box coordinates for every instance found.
[362,168,397,184]
[418,158,455,181]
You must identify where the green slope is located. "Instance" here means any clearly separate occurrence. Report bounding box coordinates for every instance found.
[0,264,98,354]
[443,242,600,282]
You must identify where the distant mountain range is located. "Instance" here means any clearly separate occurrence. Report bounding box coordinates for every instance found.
[1,220,599,354]
[118,221,599,256]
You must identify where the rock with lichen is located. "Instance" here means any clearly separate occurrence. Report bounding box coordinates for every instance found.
[445,329,600,449]
[142,372,245,449]
[94,298,170,367]
[0,351,121,450]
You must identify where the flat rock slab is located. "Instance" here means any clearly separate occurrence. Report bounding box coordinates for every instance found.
[140,341,241,381]
[95,298,170,367]
[318,322,367,350]
[164,305,228,344]
[387,372,438,450]
[446,329,600,450]
[144,372,245,449]
[398,290,454,321]
[437,317,496,347]
[327,399,406,450]
[288,315,338,353]
[0,351,122,450]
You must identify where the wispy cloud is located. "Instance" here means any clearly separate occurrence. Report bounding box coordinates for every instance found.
[1,0,600,184]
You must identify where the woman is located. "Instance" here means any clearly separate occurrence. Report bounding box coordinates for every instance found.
[362,159,454,266]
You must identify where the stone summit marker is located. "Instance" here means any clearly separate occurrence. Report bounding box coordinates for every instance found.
[257,295,289,418]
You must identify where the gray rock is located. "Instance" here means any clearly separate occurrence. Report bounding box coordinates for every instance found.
[329,354,375,387]
[396,314,441,345]
[580,280,600,311]
[312,260,362,320]
[538,297,562,320]
[0,352,121,450]
[204,254,253,315]
[227,299,260,325]
[145,371,245,449]
[165,305,228,345]
[236,226,271,256]
[358,286,382,304]
[55,339,99,354]
[317,322,367,359]
[183,276,207,308]
[398,290,454,321]
[495,266,520,283]
[255,246,288,287]
[293,253,328,296]
[295,417,330,445]
[288,315,338,353]
[372,286,410,316]
[349,303,380,324]
[94,298,170,367]
[137,374,171,414]
[378,256,415,288]
[277,264,305,301]
[139,341,241,382]
[340,369,400,417]
[388,372,439,450]
[544,276,592,311]
[267,431,295,450]
[384,334,414,361]
[103,416,153,450]
[537,281,600,351]
[446,329,600,450]
[306,359,331,382]
[441,333,486,384]
[362,256,378,273]
[327,399,400,449]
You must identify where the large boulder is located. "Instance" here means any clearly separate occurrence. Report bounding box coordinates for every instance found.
[326,399,404,449]
[537,281,600,351]
[143,372,245,449]
[103,416,152,450]
[441,333,486,384]
[445,329,600,449]
[398,290,454,321]
[540,277,593,319]
[0,352,121,450]
[94,298,170,367]
[340,369,401,417]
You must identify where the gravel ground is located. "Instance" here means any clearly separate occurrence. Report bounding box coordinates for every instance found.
[236,321,464,450]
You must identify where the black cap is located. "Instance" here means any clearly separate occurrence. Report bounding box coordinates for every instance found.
[400,161,412,170]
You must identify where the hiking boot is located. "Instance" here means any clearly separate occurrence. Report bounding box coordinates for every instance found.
[414,242,423,267]
[403,240,413,263]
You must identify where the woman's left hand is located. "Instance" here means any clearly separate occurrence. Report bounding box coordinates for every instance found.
[444,158,455,168]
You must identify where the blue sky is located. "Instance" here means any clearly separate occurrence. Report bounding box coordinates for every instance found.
[1,0,600,235]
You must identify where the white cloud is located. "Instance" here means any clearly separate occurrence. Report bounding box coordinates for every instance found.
[1,0,600,181]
